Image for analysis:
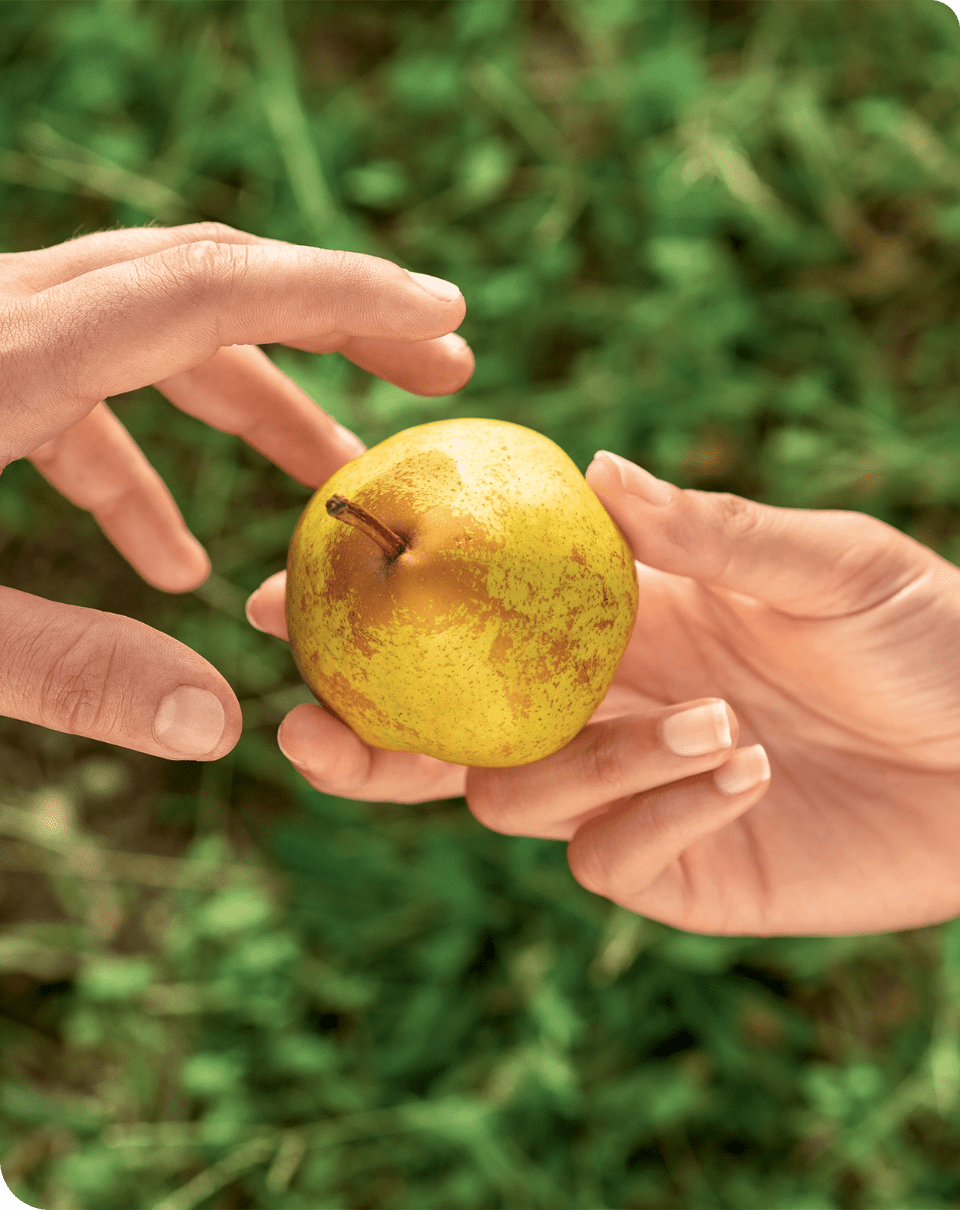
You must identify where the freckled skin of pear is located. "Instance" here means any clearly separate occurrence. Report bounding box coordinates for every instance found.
[285,418,639,768]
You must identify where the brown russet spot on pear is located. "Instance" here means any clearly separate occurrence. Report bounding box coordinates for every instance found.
[285,418,639,767]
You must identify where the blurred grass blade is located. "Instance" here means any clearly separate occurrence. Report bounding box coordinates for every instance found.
[245,0,342,244]
[4,4,960,1208]
[21,122,190,222]
[467,56,566,163]
[149,1135,276,1210]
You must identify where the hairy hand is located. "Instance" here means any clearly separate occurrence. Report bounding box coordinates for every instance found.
[0,222,472,759]
[249,449,960,937]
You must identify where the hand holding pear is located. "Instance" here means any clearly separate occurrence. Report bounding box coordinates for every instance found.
[285,418,638,767]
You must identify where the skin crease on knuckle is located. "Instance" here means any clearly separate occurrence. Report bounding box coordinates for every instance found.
[468,714,635,837]
[174,238,250,300]
[585,721,629,793]
[120,239,248,358]
[841,515,930,602]
[181,220,245,245]
[33,618,125,738]
[714,490,762,535]
[308,251,405,336]
[704,492,766,579]
[149,239,243,329]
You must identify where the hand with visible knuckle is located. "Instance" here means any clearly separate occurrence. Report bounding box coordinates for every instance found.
[513,446,960,938]
[38,214,944,942]
[0,223,471,758]
[259,439,960,939]
[274,440,960,939]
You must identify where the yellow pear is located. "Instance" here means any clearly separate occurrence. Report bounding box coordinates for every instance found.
[285,418,638,767]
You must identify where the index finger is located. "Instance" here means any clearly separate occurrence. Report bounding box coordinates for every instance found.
[2,221,277,293]
[8,242,465,462]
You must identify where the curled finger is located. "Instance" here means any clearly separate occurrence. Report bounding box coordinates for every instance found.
[333,331,474,397]
[566,744,771,920]
[466,701,739,841]
[29,402,209,592]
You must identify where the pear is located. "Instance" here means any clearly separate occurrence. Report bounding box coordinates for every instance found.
[285,418,638,767]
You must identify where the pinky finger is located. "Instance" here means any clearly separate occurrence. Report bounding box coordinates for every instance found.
[29,402,209,593]
[567,744,770,919]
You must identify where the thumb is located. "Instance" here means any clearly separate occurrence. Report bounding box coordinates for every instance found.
[0,587,240,758]
[587,450,941,618]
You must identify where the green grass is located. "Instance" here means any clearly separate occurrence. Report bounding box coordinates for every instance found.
[3,1,960,1206]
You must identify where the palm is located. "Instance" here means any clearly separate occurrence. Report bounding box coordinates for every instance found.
[258,461,960,937]
[602,556,960,934]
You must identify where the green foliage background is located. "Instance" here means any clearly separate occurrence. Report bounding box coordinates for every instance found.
[2,1,960,1207]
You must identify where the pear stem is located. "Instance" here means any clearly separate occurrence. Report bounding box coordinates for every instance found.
[326,495,406,559]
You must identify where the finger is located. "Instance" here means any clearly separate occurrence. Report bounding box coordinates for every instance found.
[245,570,287,639]
[244,574,681,800]
[248,582,466,803]
[0,586,241,759]
[278,703,468,804]
[586,450,941,618]
[314,332,475,397]
[467,701,738,841]
[566,744,771,917]
[3,221,278,292]
[156,344,366,488]
[8,244,465,461]
[29,402,210,592]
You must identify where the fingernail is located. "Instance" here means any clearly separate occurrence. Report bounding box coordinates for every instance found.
[592,451,673,506]
[662,701,732,757]
[153,686,225,757]
[244,591,267,633]
[714,744,770,796]
[276,725,305,767]
[408,271,462,303]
